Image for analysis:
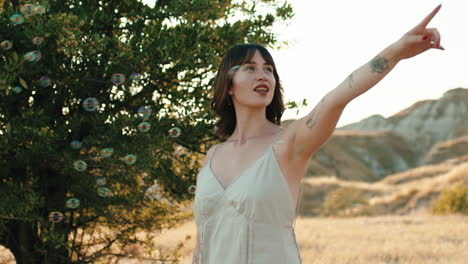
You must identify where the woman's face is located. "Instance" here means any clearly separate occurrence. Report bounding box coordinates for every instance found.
[230,50,276,109]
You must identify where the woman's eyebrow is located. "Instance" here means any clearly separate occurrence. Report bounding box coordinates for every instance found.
[242,61,273,66]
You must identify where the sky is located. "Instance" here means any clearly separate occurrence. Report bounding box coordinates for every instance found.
[143,0,468,128]
[269,0,468,127]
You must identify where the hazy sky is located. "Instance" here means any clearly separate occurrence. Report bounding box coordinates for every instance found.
[143,0,468,127]
[270,0,468,127]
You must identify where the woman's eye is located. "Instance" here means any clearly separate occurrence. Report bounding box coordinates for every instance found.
[246,66,255,71]
[265,67,273,72]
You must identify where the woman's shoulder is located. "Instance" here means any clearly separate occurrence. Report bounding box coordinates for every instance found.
[201,144,219,168]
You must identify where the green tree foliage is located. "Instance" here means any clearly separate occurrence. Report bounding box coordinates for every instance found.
[431,181,468,215]
[0,0,294,263]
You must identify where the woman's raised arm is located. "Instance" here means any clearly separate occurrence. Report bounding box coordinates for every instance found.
[287,4,444,162]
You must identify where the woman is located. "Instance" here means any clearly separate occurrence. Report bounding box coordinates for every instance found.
[193,4,443,264]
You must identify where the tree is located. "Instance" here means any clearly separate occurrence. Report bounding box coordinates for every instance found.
[0,0,295,263]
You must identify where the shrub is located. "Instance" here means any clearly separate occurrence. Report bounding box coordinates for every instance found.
[431,181,468,215]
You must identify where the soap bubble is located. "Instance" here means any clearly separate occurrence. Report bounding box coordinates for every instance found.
[24,51,41,62]
[12,86,23,94]
[34,5,47,15]
[111,73,125,85]
[228,65,240,79]
[32,50,42,61]
[32,37,44,45]
[129,73,141,80]
[145,185,162,200]
[82,97,99,111]
[168,127,181,138]
[73,160,87,172]
[188,185,196,194]
[24,52,35,62]
[10,14,25,25]
[66,198,80,209]
[137,106,152,119]
[137,122,151,133]
[100,148,114,158]
[39,77,51,87]
[122,154,137,165]
[1,40,13,50]
[48,212,64,223]
[70,140,83,149]
[20,4,36,16]
[96,177,107,186]
[97,187,111,197]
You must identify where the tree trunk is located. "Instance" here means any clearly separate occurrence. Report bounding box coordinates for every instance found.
[5,219,72,264]
[5,220,42,264]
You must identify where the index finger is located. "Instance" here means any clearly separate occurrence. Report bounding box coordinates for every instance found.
[418,4,442,28]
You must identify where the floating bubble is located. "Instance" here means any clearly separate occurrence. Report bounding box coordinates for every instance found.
[228,65,240,79]
[145,185,162,200]
[111,73,125,85]
[24,50,41,62]
[39,76,51,87]
[34,5,47,15]
[129,73,141,80]
[188,185,196,194]
[0,40,13,50]
[82,97,99,111]
[32,50,42,61]
[73,160,87,172]
[137,106,152,119]
[100,148,114,158]
[97,187,111,197]
[137,122,151,133]
[12,86,23,94]
[174,145,187,158]
[9,14,25,25]
[168,127,181,138]
[66,198,80,209]
[122,154,137,165]
[24,52,35,62]
[70,140,83,149]
[32,37,44,45]
[20,4,36,16]
[96,177,107,186]
[48,211,64,223]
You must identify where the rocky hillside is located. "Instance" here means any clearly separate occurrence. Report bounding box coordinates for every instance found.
[298,157,468,217]
[338,88,468,159]
[421,136,468,165]
[282,87,468,181]
[305,130,416,181]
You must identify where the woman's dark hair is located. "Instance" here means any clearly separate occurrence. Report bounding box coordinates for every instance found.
[210,43,285,140]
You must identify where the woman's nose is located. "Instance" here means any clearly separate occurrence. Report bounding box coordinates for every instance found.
[256,69,268,80]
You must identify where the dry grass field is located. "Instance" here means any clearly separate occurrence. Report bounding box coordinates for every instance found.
[1,163,467,263]
[1,211,467,264]
[141,212,468,264]
[126,213,468,264]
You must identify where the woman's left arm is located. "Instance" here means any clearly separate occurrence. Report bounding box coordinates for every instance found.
[290,4,444,162]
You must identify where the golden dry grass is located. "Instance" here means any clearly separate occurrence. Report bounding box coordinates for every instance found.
[132,212,468,264]
[1,163,467,263]
[1,212,467,264]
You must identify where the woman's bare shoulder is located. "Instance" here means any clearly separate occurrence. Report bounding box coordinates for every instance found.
[201,144,219,167]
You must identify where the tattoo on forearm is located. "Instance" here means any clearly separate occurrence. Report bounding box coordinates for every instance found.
[347,74,354,89]
[370,56,389,74]
[306,115,316,128]
[305,98,325,129]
